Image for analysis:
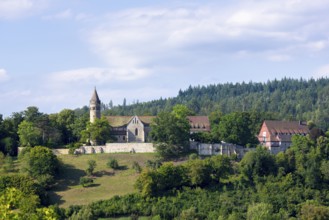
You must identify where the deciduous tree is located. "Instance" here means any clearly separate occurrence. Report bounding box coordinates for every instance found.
[151,109,190,159]
[82,117,112,145]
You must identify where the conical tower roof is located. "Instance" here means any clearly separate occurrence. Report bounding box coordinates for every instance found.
[90,87,101,103]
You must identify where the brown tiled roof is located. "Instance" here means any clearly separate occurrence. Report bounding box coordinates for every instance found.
[106,116,132,127]
[106,116,156,127]
[264,120,309,135]
[188,116,211,131]
[263,120,309,142]
[138,116,155,124]
[106,115,210,131]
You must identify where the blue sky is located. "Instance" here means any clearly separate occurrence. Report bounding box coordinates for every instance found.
[1,0,329,117]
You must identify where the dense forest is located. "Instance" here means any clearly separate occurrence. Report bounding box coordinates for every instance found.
[105,78,329,130]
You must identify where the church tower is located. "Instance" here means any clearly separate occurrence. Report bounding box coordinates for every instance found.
[90,87,101,123]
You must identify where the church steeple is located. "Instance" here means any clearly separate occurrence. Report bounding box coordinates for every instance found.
[90,87,101,123]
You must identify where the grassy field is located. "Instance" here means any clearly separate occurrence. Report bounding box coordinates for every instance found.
[49,153,155,208]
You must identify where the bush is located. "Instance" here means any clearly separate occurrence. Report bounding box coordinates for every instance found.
[19,146,59,182]
[189,153,198,160]
[86,160,97,176]
[132,161,142,173]
[145,160,162,170]
[68,143,82,155]
[107,158,119,170]
[0,152,5,167]
[1,155,15,173]
[79,177,94,187]
[36,174,55,190]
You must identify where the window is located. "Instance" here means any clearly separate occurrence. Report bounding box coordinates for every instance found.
[135,128,138,136]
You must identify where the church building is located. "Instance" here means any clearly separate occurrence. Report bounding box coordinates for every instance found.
[89,88,210,143]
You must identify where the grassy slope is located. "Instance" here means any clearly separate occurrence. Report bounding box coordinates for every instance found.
[49,153,155,208]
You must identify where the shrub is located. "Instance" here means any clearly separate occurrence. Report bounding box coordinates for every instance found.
[189,153,198,160]
[132,161,142,173]
[107,158,119,170]
[86,160,97,176]
[145,160,162,170]
[79,177,94,187]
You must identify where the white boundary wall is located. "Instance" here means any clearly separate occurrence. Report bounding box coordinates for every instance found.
[75,143,154,154]
[19,143,154,155]
[190,142,253,159]
[20,142,253,158]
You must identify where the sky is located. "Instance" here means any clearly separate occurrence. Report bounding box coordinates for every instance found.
[1,0,329,117]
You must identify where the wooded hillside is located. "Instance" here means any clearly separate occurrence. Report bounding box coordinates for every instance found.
[106,78,329,130]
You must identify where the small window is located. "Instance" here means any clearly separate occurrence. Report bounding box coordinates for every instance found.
[135,128,138,136]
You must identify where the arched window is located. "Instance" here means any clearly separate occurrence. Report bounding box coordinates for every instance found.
[135,128,138,136]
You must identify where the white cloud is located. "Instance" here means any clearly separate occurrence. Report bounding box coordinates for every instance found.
[49,67,150,84]
[306,40,328,51]
[0,0,48,19]
[314,65,329,79]
[85,0,329,77]
[0,69,9,82]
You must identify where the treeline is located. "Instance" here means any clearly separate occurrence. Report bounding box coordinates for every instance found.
[59,133,329,219]
[0,107,89,156]
[105,78,329,130]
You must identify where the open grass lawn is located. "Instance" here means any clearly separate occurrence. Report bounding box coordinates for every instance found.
[49,153,155,208]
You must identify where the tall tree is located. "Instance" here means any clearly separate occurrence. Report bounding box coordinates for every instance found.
[172,104,194,119]
[55,109,76,144]
[81,117,112,145]
[20,146,60,187]
[150,107,190,159]
[17,121,42,147]
[219,112,259,146]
